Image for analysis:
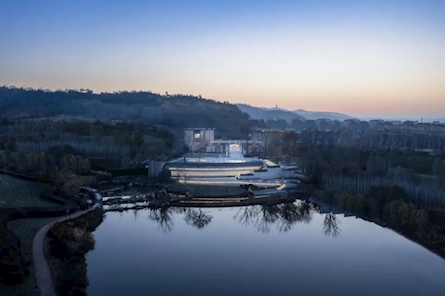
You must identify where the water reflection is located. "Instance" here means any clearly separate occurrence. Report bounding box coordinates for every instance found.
[88,200,445,296]
[323,213,341,237]
[137,200,343,236]
[146,207,214,232]
[147,206,174,232]
[233,200,315,233]
[179,208,213,229]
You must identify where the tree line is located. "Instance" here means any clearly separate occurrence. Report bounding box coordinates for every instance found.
[299,128,445,152]
[317,185,445,257]
[0,86,255,139]
[296,133,445,211]
[0,119,183,165]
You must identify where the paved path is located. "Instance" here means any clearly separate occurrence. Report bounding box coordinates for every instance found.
[32,205,98,296]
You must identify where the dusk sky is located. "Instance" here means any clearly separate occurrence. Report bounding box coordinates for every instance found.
[1,0,444,118]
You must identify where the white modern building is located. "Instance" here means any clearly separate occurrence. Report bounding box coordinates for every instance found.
[184,128,215,152]
[165,143,300,189]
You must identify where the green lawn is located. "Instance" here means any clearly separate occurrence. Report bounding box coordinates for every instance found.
[0,174,59,208]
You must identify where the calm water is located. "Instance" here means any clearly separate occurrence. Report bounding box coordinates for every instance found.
[86,201,445,296]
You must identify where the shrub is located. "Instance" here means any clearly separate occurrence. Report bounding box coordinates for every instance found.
[322,190,335,204]
[354,194,367,215]
[414,209,429,230]
[346,196,356,212]
[339,192,350,209]
[95,172,112,182]
[397,203,410,226]
[367,198,380,217]
[389,199,404,226]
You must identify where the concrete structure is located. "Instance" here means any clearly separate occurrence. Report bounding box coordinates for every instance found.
[206,139,264,155]
[341,119,361,128]
[184,128,215,152]
[315,118,333,128]
[144,161,166,177]
[165,143,300,188]
[369,119,385,128]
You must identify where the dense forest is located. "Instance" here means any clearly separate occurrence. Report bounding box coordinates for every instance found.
[296,130,445,210]
[0,86,270,197]
[298,128,445,152]
[0,86,255,139]
[0,119,183,167]
[0,119,186,196]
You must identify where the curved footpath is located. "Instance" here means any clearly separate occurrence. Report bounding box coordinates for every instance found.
[32,205,98,296]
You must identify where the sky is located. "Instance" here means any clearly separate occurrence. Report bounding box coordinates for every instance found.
[1,0,444,118]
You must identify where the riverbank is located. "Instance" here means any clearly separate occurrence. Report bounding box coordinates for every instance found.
[43,207,104,296]
[311,187,445,259]
[0,172,96,295]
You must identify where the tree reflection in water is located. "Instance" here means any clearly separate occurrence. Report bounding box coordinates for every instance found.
[183,209,213,229]
[323,213,341,238]
[145,201,319,234]
[148,207,174,232]
[148,207,213,232]
[234,200,315,233]
[175,208,213,229]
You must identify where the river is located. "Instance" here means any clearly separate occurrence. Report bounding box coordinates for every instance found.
[86,200,445,296]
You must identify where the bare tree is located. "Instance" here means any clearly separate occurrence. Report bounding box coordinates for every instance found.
[323,213,341,237]
[183,208,213,229]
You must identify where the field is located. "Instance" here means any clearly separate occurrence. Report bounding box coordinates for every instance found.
[0,174,59,208]
[0,174,60,295]
[0,217,58,296]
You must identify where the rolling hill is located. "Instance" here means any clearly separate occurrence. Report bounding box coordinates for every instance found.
[292,109,354,121]
[236,104,304,122]
[237,104,353,121]
[0,86,252,139]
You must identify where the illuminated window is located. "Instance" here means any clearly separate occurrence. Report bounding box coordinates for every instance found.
[194,133,201,139]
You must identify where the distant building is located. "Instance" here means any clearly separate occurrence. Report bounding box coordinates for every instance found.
[184,128,215,152]
[403,120,418,126]
[341,119,360,128]
[369,119,385,128]
[390,120,402,126]
[315,118,332,128]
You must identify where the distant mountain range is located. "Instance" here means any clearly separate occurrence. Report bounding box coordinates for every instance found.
[236,104,354,122]
[291,109,355,121]
[236,104,304,122]
[362,117,445,123]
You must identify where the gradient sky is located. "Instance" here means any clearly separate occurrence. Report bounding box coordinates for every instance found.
[1,0,444,118]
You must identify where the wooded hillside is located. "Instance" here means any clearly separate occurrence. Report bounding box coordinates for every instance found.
[0,86,252,139]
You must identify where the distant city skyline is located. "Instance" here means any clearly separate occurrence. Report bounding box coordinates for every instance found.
[1,0,444,118]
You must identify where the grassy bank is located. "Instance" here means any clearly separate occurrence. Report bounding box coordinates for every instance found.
[0,173,85,295]
[0,174,62,295]
[0,217,59,296]
[45,208,104,296]
[0,174,59,208]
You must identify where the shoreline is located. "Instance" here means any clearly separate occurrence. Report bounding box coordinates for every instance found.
[0,172,98,295]
[43,207,104,296]
[33,206,100,296]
